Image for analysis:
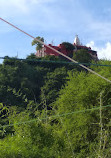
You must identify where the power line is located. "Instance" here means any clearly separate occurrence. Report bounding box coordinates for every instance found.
[0,17,111,83]
[53,107,75,158]
[1,104,111,128]
[1,56,111,67]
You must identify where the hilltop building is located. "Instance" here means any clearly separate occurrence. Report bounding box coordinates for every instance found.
[36,35,98,60]
[73,35,98,60]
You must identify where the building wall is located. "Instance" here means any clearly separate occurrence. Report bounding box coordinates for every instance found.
[36,43,98,60]
[44,44,70,56]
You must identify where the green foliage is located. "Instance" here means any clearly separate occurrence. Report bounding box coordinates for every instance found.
[3,56,22,66]
[52,69,111,157]
[0,103,15,139]
[40,67,68,106]
[32,36,44,51]
[41,55,60,61]
[62,42,75,51]
[0,56,111,157]
[0,61,49,107]
[26,53,37,59]
[73,49,93,63]
[0,111,65,158]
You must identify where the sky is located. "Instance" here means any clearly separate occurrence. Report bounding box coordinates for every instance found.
[0,0,111,60]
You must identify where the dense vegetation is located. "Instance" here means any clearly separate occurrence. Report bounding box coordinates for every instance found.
[0,52,111,158]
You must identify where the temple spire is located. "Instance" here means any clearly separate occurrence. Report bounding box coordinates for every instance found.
[73,35,81,46]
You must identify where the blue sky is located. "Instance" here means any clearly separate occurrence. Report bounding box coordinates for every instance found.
[0,0,111,60]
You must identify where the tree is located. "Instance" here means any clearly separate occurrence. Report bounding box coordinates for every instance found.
[52,69,111,157]
[26,53,37,59]
[73,49,93,63]
[0,111,65,158]
[61,42,75,51]
[32,36,44,51]
[40,67,68,106]
[42,55,60,61]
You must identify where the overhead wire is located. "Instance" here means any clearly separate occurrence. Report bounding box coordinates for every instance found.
[1,56,111,67]
[0,17,111,83]
[52,107,75,158]
[0,18,111,156]
[0,104,111,128]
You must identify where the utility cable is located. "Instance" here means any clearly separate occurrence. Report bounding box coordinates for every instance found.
[1,56,111,67]
[0,17,111,83]
[0,104,111,128]
[52,107,75,158]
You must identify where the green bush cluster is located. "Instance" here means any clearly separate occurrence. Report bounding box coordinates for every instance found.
[0,56,111,157]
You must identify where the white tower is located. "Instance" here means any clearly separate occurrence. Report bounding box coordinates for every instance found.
[73,35,81,46]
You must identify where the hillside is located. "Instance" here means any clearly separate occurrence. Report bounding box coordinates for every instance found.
[0,56,111,158]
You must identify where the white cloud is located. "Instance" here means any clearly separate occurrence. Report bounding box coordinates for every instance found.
[0,0,28,15]
[0,0,58,34]
[0,0,54,16]
[86,41,111,60]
